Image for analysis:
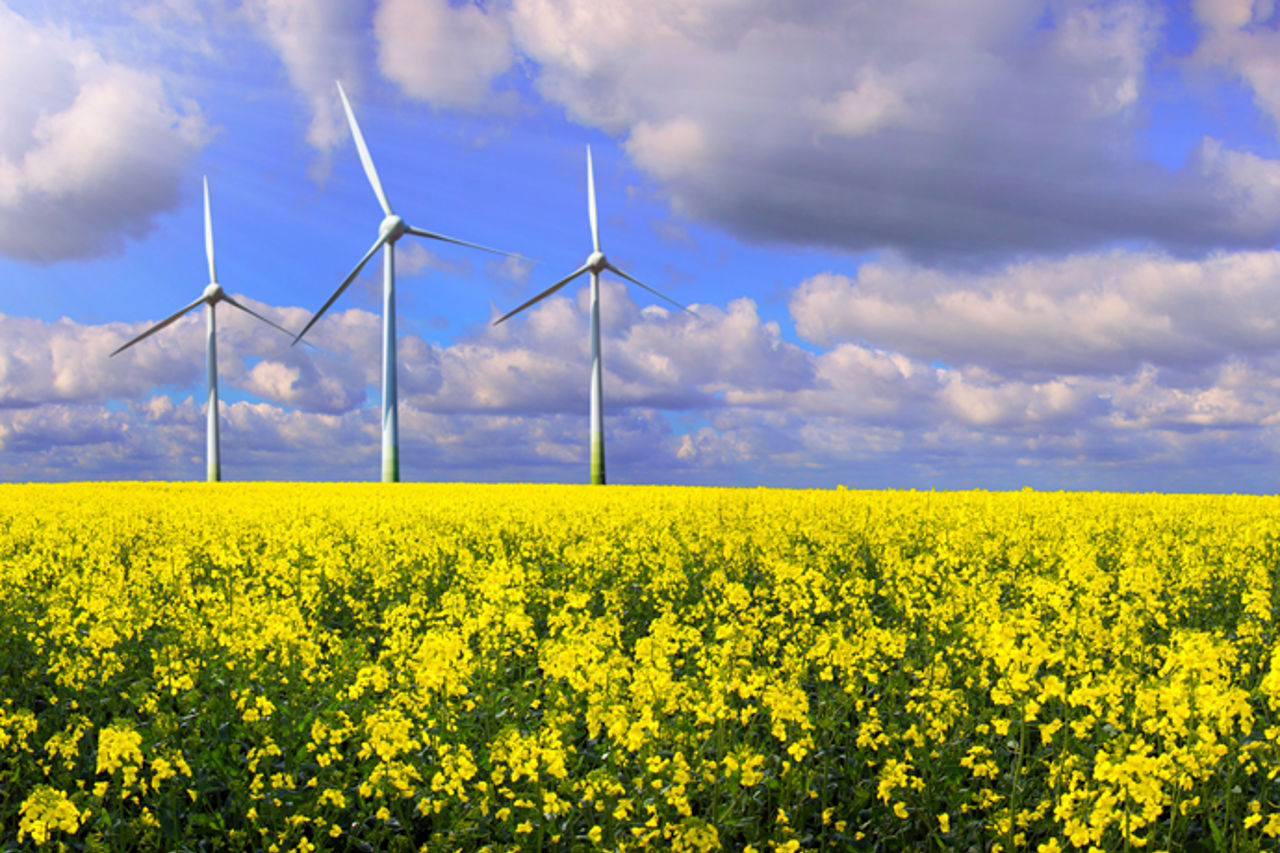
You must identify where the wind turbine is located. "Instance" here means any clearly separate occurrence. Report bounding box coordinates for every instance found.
[110,177,302,482]
[294,81,523,483]
[493,146,697,485]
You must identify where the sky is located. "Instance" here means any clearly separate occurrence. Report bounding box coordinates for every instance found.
[3,0,1280,489]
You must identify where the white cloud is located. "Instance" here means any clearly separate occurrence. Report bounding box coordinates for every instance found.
[0,6,207,262]
[401,281,811,415]
[485,254,535,286]
[0,298,371,413]
[395,241,473,278]
[787,343,937,424]
[374,0,513,110]
[241,0,370,156]
[789,250,1280,376]
[625,117,709,182]
[0,313,198,408]
[814,75,908,138]
[14,245,1280,486]
[1192,0,1280,134]
[219,298,377,412]
[939,371,1107,429]
[1196,139,1280,235]
[1107,360,1280,430]
[0,396,378,481]
[1192,0,1257,31]
[0,402,133,453]
[1049,1,1153,118]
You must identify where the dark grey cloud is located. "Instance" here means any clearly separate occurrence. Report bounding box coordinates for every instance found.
[363,0,1280,260]
[671,130,1280,261]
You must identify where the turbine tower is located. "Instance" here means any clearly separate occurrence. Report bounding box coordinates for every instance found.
[294,81,523,483]
[110,177,302,482]
[493,146,697,485]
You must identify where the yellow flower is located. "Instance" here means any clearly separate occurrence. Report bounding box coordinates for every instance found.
[17,786,88,845]
[95,723,144,790]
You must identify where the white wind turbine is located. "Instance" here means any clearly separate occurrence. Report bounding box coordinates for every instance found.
[294,81,523,483]
[110,177,302,482]
[493,146,697,485]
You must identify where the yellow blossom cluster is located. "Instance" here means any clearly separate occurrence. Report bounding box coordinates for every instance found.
[1,483,1280,850]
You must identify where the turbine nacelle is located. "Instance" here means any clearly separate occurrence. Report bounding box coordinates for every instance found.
[491,144,702,485]
[108,176,304,485]
[379,214,408,242]
[295,83,524,351]
[491,146,696,330]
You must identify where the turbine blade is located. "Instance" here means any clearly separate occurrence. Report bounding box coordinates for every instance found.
[605,262,701,319]
[294,234,388,344]
[221,295,301,340]
[492,264,590,325]
[336,80,392,216]
[404,226,529,261]
[587,145,600,252]
[109,294,207,357]
[204,176,216,283]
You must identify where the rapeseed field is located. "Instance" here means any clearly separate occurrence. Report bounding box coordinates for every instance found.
[1,483,1278,851]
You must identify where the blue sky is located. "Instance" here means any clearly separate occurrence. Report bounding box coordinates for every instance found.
[4,0,1280,489]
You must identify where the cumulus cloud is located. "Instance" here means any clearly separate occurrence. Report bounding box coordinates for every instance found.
[374,0,513,110]
[0,393,682,483]
[219,0,1280,258]
[395,280,811,415]
[0,313,199,408]
[241,0,370,156]
[938,370,1110,430]
[393,241,474,278]
[789,250,1280,377]
[1192,0,1280,134]
[0,6,207,262]
[218,297,380,412]
[0,397,379,482]
[1107,360,1280,431]
[486,0,1280,258]
[0,398,198,481]
[814,74,908,138]
[195,0,1280,260]
[1195,139,1280,237]
[0,296,372,413]
[14,244,1280,486]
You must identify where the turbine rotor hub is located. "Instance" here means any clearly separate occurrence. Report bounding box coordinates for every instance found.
[379,214,408,241]
[203,283,223,302]
[586,251,607,272]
